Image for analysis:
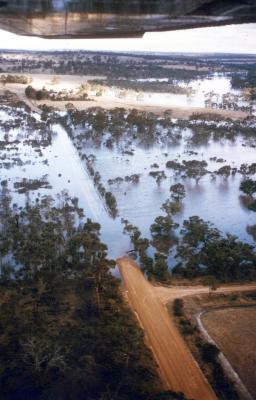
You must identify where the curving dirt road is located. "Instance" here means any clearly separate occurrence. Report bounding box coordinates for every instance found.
[117,256,256,400]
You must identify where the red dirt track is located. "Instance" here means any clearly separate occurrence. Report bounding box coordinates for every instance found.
[117,256,218,400]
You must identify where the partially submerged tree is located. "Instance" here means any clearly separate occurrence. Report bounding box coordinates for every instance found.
[170,183,186,202]
[240,179,256,197]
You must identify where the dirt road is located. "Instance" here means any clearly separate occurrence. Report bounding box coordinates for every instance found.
[117,257,218,400]
[154,282,256,305]
[117,257,256,399]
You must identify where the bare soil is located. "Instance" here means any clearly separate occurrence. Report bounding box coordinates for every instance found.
[202,307,256,399]
[35,98,248,120]
[117,256,218,400]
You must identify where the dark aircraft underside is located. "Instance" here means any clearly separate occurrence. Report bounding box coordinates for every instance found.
[0,0,255,38]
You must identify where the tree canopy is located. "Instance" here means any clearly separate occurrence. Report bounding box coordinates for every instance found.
[0,185,181,400]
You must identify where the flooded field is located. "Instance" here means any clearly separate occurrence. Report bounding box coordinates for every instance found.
[102,74,255,113]
[0,110,129,258]
[86,133,256,243]
[1,109,255,264]
[1,51,256,265]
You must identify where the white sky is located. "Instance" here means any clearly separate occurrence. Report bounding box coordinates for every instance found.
[0,23,255,54]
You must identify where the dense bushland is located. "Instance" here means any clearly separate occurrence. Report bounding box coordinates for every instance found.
[0,184,183,400]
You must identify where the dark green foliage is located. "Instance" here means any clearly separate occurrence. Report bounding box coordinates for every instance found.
[179,319,196,336]
[25,86,50,101]
[212,365,239,400]
[240,179,256,197]
[201,236,256,281]
[25,85,37,100]
[141,255,154,276]
[216,165,231,178]
[200,343,220,364]
[161,199,181,216]
[105,191,118,218]
[170,183,185,202]
[196,341,238,400]
[154,253,169,282]
[174,217,256,281]
[173,299,184,317]
[197,341,238,399]
[150,216,178,238]
[0,187,177,400]
[149,170,167,185]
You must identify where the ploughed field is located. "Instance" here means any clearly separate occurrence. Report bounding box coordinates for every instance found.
[202,307,256,399]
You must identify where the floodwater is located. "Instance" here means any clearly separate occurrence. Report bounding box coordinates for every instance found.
[49,125,130,258]
[102,74,255,112]
[1,72,255,261]
[1,112,255,258]
[0,119,130,258]
[86,136,256,245]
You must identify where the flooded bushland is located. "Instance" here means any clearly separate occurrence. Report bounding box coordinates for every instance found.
[1,98,256,278]
[90,74,256,115]
[0,104,130,259]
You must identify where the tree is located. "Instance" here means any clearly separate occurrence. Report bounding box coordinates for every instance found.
[0,190,179,400]
[170,183,186,202]
[149,171,167,186]
[180,216,220,247]
[174,217,256,282]
[173,299,184,317]
[240,179,256,197]
[151,215,178,238]
[25,85,37,99]
[141,255,154,276]
[154,253,169,282]
[201,343,220,364]
[202,235,256,282]
[161,199,181,215]
[183,160,208,183]
[216,165,231,179]
[105,191,118,218]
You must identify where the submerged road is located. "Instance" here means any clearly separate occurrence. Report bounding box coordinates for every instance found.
[117,257,256,399]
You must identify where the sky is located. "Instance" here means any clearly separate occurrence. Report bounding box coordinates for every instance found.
[0,23,255,54]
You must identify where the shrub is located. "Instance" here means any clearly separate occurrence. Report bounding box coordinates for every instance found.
[173,298,184,317]
[201,343,220,363]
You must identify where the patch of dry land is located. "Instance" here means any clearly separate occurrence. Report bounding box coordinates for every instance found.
[202,307,256,398]
[2,73,249,120]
